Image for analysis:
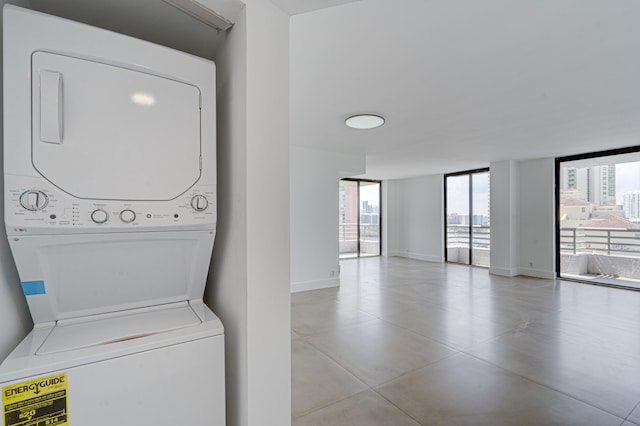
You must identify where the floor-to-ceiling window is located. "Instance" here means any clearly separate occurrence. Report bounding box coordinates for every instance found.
[445,169,490,267]
[339,179,381,259]
[556,146,640,289]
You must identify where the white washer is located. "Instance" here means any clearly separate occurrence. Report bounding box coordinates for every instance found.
[1,6,224,425]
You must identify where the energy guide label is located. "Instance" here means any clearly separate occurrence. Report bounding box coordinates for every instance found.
[2,373,68,426]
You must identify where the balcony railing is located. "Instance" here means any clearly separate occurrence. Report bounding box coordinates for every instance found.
[446,225,491,248]
[560,227,640,257]
[339,223,380,257]
[338,223,380,242]
[560,226,640,287]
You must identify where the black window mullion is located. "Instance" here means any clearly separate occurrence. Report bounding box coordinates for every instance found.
[357,181,361,257]
[469,173,473,265]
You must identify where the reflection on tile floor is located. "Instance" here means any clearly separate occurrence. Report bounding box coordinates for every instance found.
[292,257,640,426]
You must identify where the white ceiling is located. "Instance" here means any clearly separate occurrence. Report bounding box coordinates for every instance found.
[269,0,360,16]
[28,0,226,60]
[21,0,640,180]
[290,0,640,179]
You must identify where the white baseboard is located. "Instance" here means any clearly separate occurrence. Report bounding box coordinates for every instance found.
[489,267,519,277]
[389,251,444,263]
[518,267,556,280]
[291,278,339,293]
[491,266,555,279]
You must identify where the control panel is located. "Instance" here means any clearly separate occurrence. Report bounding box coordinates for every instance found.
[5,175,216,235]
[19,190,49,211]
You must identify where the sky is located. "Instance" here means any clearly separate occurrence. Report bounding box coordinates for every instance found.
[616,162,640,205]
[360,183,379,208]
[447,173,490,217]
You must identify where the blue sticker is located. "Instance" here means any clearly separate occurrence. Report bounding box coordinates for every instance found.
[21,280,45,296]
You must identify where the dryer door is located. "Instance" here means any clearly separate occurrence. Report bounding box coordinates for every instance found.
[31,51,202,201]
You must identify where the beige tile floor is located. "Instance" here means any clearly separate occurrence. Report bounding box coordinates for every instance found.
[291,257,640,426]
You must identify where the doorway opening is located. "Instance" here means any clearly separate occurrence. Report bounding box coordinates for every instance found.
[445,169,490,267]
[556,146,640,289]
[339,179,381,259]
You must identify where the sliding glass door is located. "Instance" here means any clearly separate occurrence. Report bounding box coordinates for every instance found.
[445,169,490,267]
[339,179,381,259]
[557,147,640,289]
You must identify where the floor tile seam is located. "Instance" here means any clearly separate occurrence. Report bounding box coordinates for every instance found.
[304,335,459,391]
[292,388,372,421]
[625,399,640,423]
[380,309,596,352]
[376,312,519,352]
[375,315,467,353]
[291,315,379,339]
[368,351,462,391]
[302,338,374,389]
[369,387,425,426]
[484,319,640,354]
[372,316,461,344]
[456,349,630,420]
[295,337,371,386]
[292,327,334,339]
[478,324,526,344]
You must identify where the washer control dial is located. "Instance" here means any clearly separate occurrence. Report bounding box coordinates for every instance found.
[19,190,49,211]
[91,209,109,224]
[191,195,208,211]
[120,209,136,223]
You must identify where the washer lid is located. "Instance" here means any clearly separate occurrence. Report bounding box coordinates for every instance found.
[31,51,202,201]
[36,303,201,355]
[10,230,215,324]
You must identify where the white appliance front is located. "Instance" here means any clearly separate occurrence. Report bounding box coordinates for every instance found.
[0,301,225,426]
[31,51,202,201]
[1,6,224,426]
[9,231,215,324]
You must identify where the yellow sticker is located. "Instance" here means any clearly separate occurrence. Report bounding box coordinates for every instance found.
[2,373,68,426]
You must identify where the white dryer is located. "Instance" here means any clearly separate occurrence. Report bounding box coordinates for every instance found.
[1,6,224,426]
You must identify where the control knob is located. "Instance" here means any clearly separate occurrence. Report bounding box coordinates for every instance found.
[120,209,136,223]
[19,190,49,211]
[91,209,109,224]
[191,195,208,211]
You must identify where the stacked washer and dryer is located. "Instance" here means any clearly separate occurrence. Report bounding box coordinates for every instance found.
[1,6,224,425]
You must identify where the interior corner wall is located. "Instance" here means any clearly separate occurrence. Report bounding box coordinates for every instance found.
[386,175,444,263]
[290,146,365,293]
[518,157,556,279]
[0,0,38,362]
[244,1,290,424]
[208,1,291,425]
[207,5,248,426]
[489,160,520,277]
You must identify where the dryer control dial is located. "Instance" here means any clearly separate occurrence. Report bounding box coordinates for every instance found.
[91,209,109,224]
[19,190,49,211]
[120,209,136,223]
[191,195,208,211]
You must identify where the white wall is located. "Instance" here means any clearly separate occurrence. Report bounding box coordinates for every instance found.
[518,158,556,278]
[0,0,37,362]
[207,1,292,425]
[245,1,290,424]
[386,175,444,263]
[488,158,556,279]
[489,160,520,276]
[208,7,248,426]
[290,146,365,292]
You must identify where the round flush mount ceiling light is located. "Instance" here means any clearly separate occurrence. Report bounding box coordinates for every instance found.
[345,114,385,130]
